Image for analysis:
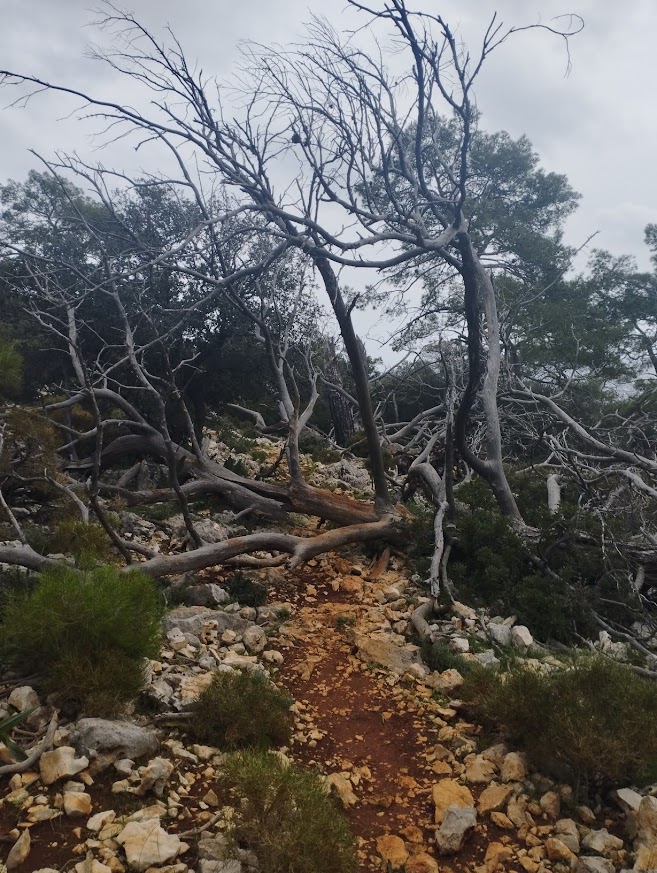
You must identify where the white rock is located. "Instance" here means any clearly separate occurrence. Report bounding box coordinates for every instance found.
[8,686,39,712]
[116,820,182,871]
[87,810,116,832]
[74,854,113,873]
[510,625,533,650]
[450,638,470,654]
[137,757,174,797]
[616,787,643,814]
[436,804,477,854]
[582,828,623,855]
[262,650,284,666]
[40,747,89,785]
[488,623,512,647]
[72,719,158,761]
[242,625,266,654]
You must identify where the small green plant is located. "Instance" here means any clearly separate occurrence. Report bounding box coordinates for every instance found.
[461,655,657,788]
[190,670,292,750]
[221,751,357,873]
[420,639,478,676]
[226,571,268,607]
[224,456,250,477]
[0,707,36,761]
[0,563,163,717]
[336,614,356,631]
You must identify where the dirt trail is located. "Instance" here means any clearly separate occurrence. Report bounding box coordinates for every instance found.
[271,555,509,872]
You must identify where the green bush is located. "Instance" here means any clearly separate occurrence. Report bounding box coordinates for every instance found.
[221,751,357,873]
[420,639,478,676]
[0,563,163,716]
[47,519,113,563]
[226,571,268,607]
[190,670,292,750]
[0,340,24,398]
[224,456,250,477]
[461,656,657,787]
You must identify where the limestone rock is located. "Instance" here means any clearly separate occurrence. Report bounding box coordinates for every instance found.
[464,755,496,784]
[87,810,116,832]
[326,773,357,808]
[405,854,439,873]
[242,625,266,654]
[8,686,39,712]
[6,829,30,870]
[478,783,514,814]
[64,790,92,817]
[72,719,158,761]
[545,837,577,864]
[616,787,642,814]
[179,673,214,703]
[375,834,408,869]
[116,820,182,872]
[137,757,174,797]
[354,631,420,675]
[74,855,113,873]
[637,795,657,845]
[511,625,533,650]
[540,790,561,820]
[432,779,475,825]
[436,804,477,854]
[500,751,527,783]
[576,858,615,873]
[40,746,89,785]
[582,829,623,856]
[488,623,512,647]
[427,668,464,694]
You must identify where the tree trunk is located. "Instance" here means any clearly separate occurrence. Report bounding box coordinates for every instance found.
[313,255,390,509]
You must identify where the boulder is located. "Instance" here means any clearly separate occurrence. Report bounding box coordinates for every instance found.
[488,623,512,647]
[116,820,182,871]
[184,583,230,607]
[137,757,174,797]
[432,779,475,825]
[163,606,249,636]
[436,804,477,854]
[40,746,89,785]
[582,828,624,855]
[72,719,158,761]
[511,625,533,650]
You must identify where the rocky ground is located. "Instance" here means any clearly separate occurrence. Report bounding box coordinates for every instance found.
[1,544,657,873]
[1,433,657,873]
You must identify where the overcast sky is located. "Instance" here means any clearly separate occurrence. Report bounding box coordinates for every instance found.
[1,0,656,355]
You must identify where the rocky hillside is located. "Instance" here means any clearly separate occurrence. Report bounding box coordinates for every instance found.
[1,436,657,873]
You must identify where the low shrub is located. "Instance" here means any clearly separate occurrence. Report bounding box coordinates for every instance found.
[47,519,113,563]
[190,670,292,750]
[0,339,23,398]
[226,571,268,607]
[420,639,478,676]
[221,751,357,873]
[461,656,657,787]
[0,563,163,716]
[224,456,250,477]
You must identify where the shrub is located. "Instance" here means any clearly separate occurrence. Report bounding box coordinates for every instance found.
[461,656,657,787]
[221,751,357,873]
[0,340,24,398]
[0,563,163,716]
[420,639,478,676]
[224,456,250,477]
[47,519,113,563]
[226,571,268,607]
[190,670,292,750]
